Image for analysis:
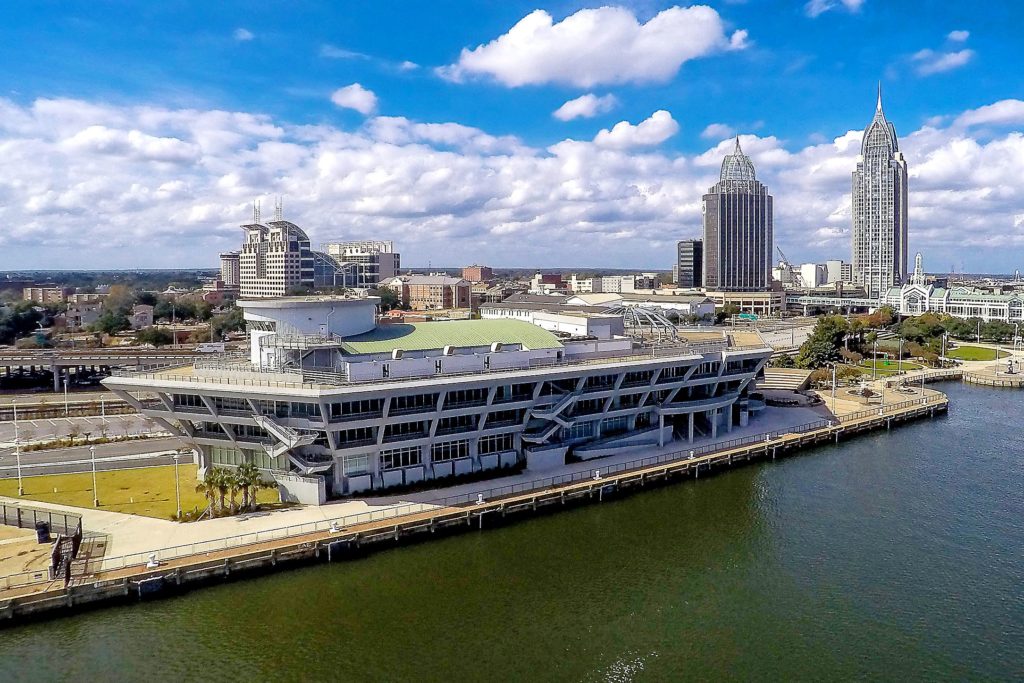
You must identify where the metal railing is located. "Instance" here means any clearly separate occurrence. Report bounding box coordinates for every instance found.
[2,393,944,586]
[111,342,772,390]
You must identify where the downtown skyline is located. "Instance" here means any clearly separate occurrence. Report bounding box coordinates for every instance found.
[1,1,1023,273]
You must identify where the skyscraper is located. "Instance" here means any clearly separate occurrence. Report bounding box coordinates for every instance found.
[702,138,773,291]
[676,239,703,288]
[852,86,908,299]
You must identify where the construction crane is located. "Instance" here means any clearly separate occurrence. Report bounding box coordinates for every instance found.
[775,246,804,287]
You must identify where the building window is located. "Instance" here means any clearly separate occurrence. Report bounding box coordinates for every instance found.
[478,432,514,454]
[431,440,469,462]
[380,446,422,470]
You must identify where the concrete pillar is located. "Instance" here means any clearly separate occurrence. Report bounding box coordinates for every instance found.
[710,409,718,439]
[688,412,694,443]
[52,364,60,391]
[726,406,734,433]
[658,414,664,447]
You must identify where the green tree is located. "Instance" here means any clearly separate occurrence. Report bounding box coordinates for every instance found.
[234,461,264,512]
[90,311,131,335]
[135,326,174,346]
[795,315,850,369]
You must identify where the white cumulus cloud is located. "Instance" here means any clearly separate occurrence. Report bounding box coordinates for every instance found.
[701,123,736,140]
[553,94,619,121]
[1,96,1023,273]
[912,48,975,75]
[805,0,865,18]
[233,28,254,42]
[948,30,970,42]
[439,5,747,87]
[330,84,378,115]
[593,111,680,149]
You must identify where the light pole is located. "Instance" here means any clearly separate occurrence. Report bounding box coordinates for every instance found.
[898,337,904,376]
[63,375,69,416]
[872,340,878,382]
[13,400,23,496]
[172,452,182,519]
[830,362,837,410]
[977,319,982,344]
[90,445,99,507]
[941,332,948,363]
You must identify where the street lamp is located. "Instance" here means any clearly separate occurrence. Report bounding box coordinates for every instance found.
[63,375,69,417]
[90,445,99,507]
[897,337,904,375]
[172,452,182,519]
[13,400,23,496]
[872,340,878,382]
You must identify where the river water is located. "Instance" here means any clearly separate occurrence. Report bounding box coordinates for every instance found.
[1,383,1021,681]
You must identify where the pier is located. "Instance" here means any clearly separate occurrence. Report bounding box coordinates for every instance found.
[0,391,948,624]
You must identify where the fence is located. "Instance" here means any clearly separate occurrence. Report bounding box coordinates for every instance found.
[59,393,944,577]
[0,503,81,537]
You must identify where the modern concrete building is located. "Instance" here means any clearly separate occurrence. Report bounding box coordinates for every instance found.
[462,265,494,283]
[239,221,314,298]
[219,252,241,287]
[67,292,107,305]
[104,295,772,503]
[704,289,785,318]
[852,87,908,299]
[321,241,401,289]
[676,239,703,288]
[824,260,853,285]
[799,263,826,289]
[702,138,773,292]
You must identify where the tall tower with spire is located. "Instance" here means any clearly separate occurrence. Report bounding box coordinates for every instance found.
[702,137,773,291]
[852,85,908,299]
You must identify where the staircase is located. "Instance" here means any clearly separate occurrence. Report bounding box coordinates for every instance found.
[759,368,812,390]
[252,415,324,473]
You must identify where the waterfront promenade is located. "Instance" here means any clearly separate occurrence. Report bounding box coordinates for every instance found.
[0,385,948,620]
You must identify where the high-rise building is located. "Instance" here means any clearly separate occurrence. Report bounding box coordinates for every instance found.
[676,239,703,288]
[852,87,908,299]
[219,251,241,287]
[702,139,773,291]
[239,221,314,298]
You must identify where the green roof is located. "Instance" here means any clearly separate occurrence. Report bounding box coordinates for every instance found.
[339,319,564,355]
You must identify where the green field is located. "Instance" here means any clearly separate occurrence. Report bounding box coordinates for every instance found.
[859,359,923,375]
[0,465,278,520]
[946,345,1010,361]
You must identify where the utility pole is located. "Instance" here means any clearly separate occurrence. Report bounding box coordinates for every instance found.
[13,400,23,495]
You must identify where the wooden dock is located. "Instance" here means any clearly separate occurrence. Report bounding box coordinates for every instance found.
[0,393,949,624]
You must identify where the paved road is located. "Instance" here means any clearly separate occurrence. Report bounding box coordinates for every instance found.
[0,414,159,445]
[0,437,186,478]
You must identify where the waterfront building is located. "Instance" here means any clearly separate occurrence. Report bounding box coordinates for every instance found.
[103,295,772,504]
[852,87,908,299]
[219,252,241,287]
[883,254,1024,322]
[702,138,773,292]
[676,239,703,288]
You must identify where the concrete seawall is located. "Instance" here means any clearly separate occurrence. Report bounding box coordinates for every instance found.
[0,395,949,626]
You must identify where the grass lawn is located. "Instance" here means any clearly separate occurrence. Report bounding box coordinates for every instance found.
[946,345,1010,361]
[859,359,923,375]
[0,465,279,520]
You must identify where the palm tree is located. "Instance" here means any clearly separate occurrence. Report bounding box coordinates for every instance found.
[226,470,240,515]
[235,461,262,512]
[205,467,230,515]
[194,473,217,516]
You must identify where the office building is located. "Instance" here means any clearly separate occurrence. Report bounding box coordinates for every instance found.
[219,252,241,287]
[104,295,772,503]
[321,241,401,289]
[824,260,852,285]
[676,239,703,288]
[23,287,74,304]
[702,139,773,291]
[239,220,314,298]
[852,87,908,299]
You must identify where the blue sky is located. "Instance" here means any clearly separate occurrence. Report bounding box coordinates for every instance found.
[2,1,1023,273]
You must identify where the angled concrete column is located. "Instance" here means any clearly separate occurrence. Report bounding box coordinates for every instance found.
[688,412,694,443]
[658,414,664,447]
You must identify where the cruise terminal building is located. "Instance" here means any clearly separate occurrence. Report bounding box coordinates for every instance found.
[104,295,772,504]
